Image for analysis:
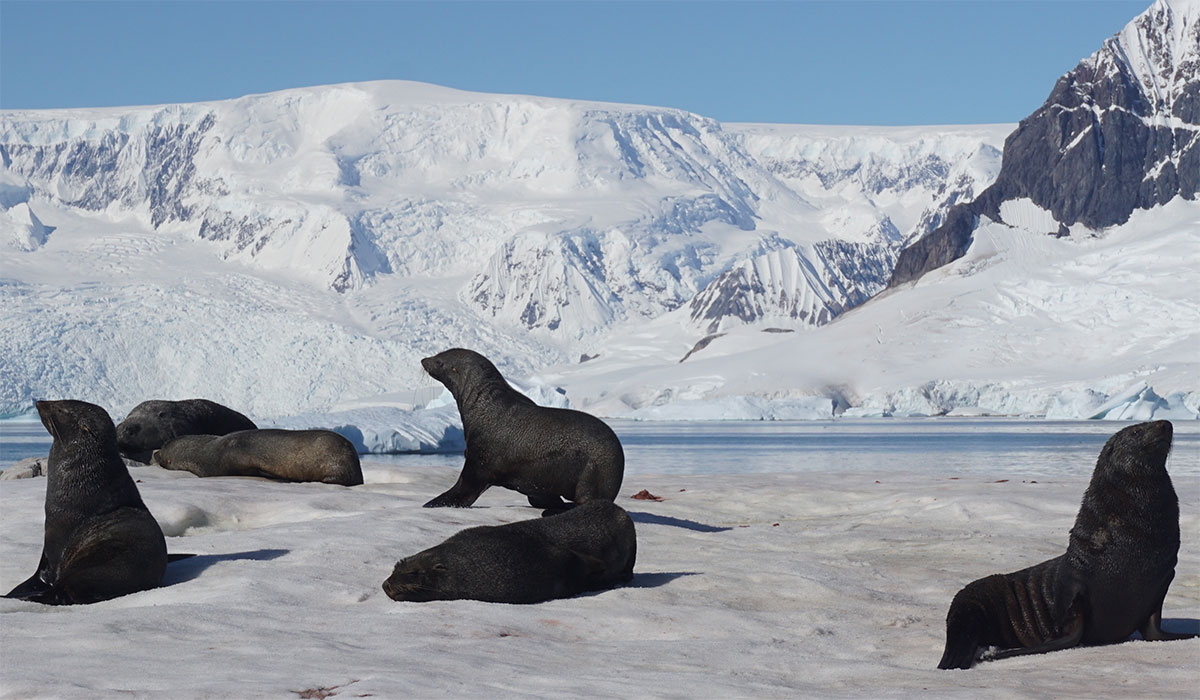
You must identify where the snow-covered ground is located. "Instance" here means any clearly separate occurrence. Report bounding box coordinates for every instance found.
[2,420,1196,698]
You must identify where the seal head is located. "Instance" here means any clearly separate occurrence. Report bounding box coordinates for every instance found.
[116,398,256,463]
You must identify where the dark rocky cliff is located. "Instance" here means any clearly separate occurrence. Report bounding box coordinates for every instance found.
[891,0,1199,286]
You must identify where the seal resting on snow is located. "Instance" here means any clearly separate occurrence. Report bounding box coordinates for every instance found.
[420,348,624,509]
[383,501,636,603]
[117,398,257,463]
[5,400,169,605]
[151,429,362,486]
[938,420,1197,669]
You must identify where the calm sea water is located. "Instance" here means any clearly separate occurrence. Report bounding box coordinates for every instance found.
[5,418,1195,479]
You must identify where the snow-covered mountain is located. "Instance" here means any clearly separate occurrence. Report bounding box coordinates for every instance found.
[893,0,1199,285]
[1,1,1194,422]
[539,0,1199,421]
[0,83,1005,417]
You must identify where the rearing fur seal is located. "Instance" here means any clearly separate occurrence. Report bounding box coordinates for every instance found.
[383,501,636,603]
[938,420,1197,669]
[117,398,256,463]
[5,400,168,605]
[152,429,363,486]
[420,348,624,509]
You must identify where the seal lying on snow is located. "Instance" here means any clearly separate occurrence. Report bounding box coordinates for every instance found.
[152,429,362,486]
[938,420,1197,669]
[5,400,169,605]
[421,348,624,509]
[383,501,636,603]
[117,398,257,463]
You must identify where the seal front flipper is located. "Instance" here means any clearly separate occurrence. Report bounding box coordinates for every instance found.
[424,471,490,508]
[4,555,54,600]
[938,603,986,670]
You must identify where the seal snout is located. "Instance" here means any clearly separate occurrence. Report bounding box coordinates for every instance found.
[1149,420,1174,454]
[1148,420,1173,441]
[35,400,62,438]
[421,356,447,382]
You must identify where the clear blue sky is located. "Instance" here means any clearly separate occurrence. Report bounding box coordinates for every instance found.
[1,0,1149,125]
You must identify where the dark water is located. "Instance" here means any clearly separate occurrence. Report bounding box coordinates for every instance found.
[3,418,1197,479]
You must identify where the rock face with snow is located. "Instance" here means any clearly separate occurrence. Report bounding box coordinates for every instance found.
[892,0,1200,285]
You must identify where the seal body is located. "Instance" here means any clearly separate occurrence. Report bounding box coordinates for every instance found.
[117,398,257,463]
[938,420,1196,669]
[421,348,624,509]
[383,501,636,603]
[5,400,167,605]
[152,429,363,486]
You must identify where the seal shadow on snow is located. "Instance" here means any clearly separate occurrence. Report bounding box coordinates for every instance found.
[625,572,699,589]
[627,511,733,533]
[160,548,289,586]
[1153,618,1200,636]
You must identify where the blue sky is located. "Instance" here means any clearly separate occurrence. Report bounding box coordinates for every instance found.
[1,1,1149,124]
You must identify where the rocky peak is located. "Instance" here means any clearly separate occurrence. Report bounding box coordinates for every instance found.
[890,0,1199,286]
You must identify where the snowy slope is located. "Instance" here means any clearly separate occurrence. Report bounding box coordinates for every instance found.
[543,198,1200,420]
[0,83,1007,418]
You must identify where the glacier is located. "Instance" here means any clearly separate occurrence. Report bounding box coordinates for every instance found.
[1,1,1197,426]
[0,81,1024,422]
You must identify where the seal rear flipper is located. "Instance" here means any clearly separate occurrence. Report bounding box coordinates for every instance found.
[167,553,197,562]
[984,611,1085,662]
[1138,608,1199,641]
[528,493,567,511]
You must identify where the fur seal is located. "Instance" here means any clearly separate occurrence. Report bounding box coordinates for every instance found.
[5,400,168,605]
[420,348,624,509]
[383,501,636,603]
[151,429,363,486]
[938,420,1197,669]
[116,398,257,463]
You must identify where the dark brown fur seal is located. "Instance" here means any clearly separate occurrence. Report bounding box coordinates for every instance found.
[5,400,168,605]
[421,348,624,509]
[938,420,1197,669]
[383,501,636,603]
[151,429,363,486]
[117,398,256,463]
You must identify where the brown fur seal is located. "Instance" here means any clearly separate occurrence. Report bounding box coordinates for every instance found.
[420,348,624,509]
[383,501,636,603]
[151,429,363,486]
[117,398,257,463]
[4,400,168,605]
[938,420,1197,669]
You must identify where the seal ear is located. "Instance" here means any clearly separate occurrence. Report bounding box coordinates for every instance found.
[566,550,608,585]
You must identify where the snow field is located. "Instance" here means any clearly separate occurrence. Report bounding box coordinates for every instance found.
[1,444,1197,698]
